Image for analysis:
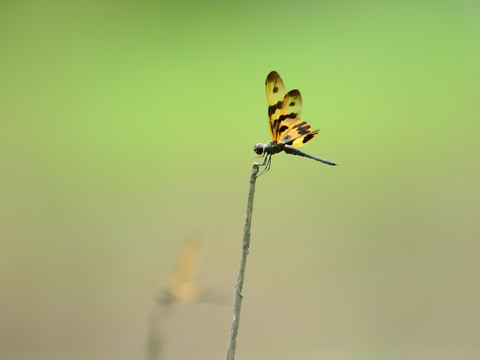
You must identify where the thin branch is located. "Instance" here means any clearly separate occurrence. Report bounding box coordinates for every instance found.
[226,162,260,360]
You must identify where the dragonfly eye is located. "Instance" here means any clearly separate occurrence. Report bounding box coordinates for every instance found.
[253,143,264,155]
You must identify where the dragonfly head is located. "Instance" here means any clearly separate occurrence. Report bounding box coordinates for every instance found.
[253,143,264,155]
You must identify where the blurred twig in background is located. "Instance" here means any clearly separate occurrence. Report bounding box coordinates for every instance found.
[147,304,170,360]
[146,237,208,360]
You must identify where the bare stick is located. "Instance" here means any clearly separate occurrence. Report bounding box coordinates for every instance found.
[146,304,170,360]
[226,162,260,360]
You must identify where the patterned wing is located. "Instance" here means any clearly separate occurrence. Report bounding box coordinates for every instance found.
[281,120,319,147]
[274,89,303,142]
[265,71,286,141]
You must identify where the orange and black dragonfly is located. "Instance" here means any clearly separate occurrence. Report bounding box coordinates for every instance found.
[254,71,338,175]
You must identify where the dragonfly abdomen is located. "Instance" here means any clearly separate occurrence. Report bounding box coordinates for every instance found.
[284,145,338,166]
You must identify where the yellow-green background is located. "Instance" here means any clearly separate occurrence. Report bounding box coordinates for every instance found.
[1,0,479,359]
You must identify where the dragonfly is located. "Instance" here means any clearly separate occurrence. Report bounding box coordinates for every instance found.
[254,71,338,175]
[156,238,208,305]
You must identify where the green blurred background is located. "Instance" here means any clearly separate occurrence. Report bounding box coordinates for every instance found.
[1,0,479,359]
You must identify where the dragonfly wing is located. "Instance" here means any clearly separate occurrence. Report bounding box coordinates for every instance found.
[265,71,286,141]
[266,72,319,147]
[274,89,303,142]
[281,120,319,147]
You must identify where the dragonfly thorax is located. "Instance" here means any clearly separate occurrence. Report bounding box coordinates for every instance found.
[264,141,284,155]
[254,141,284,156]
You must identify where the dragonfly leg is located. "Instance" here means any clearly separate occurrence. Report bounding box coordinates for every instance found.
[257,155,272,177]
[261,154,269,166]
[265,155,272,173]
